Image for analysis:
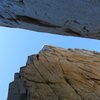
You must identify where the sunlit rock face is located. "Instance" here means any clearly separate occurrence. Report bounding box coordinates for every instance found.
[0,0,100,39]
[7,45,100,100]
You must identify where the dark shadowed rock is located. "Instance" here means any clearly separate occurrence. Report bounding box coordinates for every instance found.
[0,0,100,39]
[7,45,100,100]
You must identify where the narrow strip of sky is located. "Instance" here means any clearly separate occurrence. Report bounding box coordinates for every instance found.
[0,27,100,100]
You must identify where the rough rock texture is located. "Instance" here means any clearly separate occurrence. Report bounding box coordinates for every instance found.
[1,0,100,39]
[7,45,100,100]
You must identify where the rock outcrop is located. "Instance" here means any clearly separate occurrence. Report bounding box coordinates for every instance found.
[7,45,100,100]
[0,0,100,39]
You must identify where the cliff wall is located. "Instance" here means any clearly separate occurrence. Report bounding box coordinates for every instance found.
[7,45,100,100]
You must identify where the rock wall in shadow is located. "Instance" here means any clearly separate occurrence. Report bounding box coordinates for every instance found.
[0,0,100,39]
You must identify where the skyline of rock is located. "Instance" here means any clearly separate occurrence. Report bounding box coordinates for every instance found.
[7,45,100,100]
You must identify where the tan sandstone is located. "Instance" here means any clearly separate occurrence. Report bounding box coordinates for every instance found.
[7,45,100,100]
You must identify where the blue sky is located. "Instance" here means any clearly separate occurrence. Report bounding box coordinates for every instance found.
[0,26,100,100]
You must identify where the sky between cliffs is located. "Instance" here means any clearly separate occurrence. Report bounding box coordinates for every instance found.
[0,27,100,100]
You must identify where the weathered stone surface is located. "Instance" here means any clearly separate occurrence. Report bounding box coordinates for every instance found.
[7,45,100,100]
[0,0,100,39]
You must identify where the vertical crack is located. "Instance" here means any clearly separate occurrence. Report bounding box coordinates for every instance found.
[29,56,60,100]
[64,77,85,100]
[58,58,65,74]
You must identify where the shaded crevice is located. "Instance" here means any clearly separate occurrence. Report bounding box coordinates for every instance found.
[79,67,97,76]
[36,54,39,60]
[83,26,89,32]
[73,20,81,25]
[0,15,4,18]
[7,17,19,23]
[8,15,61,28]
[18,0,24,4]
[63,20,81,26]
[48,84,60,100]
[20,89,28,100]
[58,58,65,74]
[87,77,100,81]
[81,71,100,82]
[25,89,28,100]
[38,55,54,74]
[64,76,85,100]
[41,53,57,73]
[64,28,82,36]
[21,75,60,84]
[65,58,74,62]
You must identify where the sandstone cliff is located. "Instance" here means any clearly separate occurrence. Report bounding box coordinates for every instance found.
[7,45,100,100]
[0,0,100,39]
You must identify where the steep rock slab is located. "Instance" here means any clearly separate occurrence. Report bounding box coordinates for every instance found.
[0,0,100,39]
[7,45,100,100]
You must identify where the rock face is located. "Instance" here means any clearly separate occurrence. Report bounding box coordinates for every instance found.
[7,45,100,100]
[0,0,100,39]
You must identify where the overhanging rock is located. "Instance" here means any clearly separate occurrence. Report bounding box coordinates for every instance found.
[0,0,100,39]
